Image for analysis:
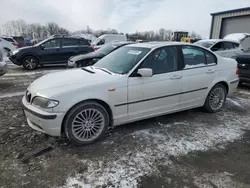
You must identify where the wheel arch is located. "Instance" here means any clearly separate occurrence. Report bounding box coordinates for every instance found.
[213,81,229,94]
[61,99,114,135]
[21,53,40,64]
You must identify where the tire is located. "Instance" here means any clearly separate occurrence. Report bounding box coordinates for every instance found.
[22,56,38,70]
[64,101,109,146]
[203,84,227,113]
[238,81,243,87]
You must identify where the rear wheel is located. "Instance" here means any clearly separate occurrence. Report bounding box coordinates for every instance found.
[22,56,38,70]
[203,84,227,113]
[64,102,109,146]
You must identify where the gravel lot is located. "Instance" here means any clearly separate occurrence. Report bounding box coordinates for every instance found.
[1,64,250,188]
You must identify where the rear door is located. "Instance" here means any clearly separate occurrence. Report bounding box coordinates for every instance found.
[180,46,216,108]
[60,38,81,61]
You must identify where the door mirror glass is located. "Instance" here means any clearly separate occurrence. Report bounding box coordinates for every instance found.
[137,68,153,77]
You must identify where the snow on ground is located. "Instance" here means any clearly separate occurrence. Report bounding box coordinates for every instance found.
[194,172,238,188]
[63,111,250,188]
[226,98,242,107]
[0,91,25,98]
[4,69,63,76]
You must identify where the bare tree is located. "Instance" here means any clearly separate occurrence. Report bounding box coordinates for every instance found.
[159,28,165,41]
[46,22,60,36]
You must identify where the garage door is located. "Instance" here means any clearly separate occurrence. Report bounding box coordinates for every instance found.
[220,15,250,50]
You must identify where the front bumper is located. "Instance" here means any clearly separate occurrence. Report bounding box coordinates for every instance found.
[22,96,65,136]
[9,55,21,65]
[67,60,76,68]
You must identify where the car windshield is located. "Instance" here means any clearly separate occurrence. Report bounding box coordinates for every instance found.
[195,41,215,48]
[34,38,50,46]
[93,46,150,74]
[96,43,119,54]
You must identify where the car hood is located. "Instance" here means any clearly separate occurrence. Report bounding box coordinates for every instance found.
[70,52,104,61]
[28,68,120,97]
[223,33,250,43]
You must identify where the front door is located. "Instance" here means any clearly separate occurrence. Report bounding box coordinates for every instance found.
[39,38,63,64]
[180,46,216,108]
[128,46,182,120]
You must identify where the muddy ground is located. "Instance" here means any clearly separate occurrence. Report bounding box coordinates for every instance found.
[1,64,250,188]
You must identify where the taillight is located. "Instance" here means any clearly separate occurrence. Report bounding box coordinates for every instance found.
[90,46,98,51]
[12,42,18,46]
[236,64,239,75]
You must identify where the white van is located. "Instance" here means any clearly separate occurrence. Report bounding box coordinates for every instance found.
[92,34,127,49]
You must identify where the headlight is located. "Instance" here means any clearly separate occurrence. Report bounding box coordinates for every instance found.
[32,97,59,108]
[12,50,19,55]
[92,58,100,62]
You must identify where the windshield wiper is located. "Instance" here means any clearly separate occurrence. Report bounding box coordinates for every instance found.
[94,67,112,75]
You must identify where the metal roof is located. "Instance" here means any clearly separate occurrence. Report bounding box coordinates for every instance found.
[211,7,250,16]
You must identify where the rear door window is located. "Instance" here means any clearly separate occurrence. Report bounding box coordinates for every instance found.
[182,46,206,69]
[222,42,234,50]
[62,38,79,47]
[205,51,217,65]
[79,39,90,45]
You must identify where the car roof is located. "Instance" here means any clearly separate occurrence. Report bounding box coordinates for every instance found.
[197,39,240,44]
[0,36,14,39]
[126,41,198,49]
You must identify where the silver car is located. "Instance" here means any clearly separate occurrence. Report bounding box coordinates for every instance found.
[0,45,7,76]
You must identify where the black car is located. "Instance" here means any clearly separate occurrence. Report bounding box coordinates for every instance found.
[234,52,250,85]
[67,41,134,68]
[9,35,94,70]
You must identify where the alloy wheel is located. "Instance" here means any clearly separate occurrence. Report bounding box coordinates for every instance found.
[209,87,226,111]
[24,58,36,69]
[71,108,105,142]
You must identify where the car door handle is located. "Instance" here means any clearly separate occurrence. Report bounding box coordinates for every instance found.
[206,69,214,74]
[170,75,182,80]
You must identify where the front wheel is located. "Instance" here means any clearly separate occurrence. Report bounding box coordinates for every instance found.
[64,102,109,146]
[22,56,38,70]
[203,84,227,113]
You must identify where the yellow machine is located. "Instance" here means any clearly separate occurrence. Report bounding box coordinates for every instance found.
[171,31,201,43]
[172,31,188,42]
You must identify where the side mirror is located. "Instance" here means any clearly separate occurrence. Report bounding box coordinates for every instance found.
[137,68,153,77]
[40,45,45,50]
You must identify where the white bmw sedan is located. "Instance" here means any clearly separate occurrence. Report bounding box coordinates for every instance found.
[23,42,239,145]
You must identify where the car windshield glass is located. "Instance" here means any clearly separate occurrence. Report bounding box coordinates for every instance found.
[195,41,215,48]
[3,37,14,42]
[94,46,150,74]
[96,43,118,54]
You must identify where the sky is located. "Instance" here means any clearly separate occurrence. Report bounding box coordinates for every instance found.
[1,0,250,38]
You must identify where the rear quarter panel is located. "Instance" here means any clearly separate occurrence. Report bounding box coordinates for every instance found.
[211,56,238,95]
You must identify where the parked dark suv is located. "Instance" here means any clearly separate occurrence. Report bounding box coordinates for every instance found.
[9,35,94,70]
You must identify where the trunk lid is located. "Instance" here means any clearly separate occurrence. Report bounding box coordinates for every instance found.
[223,33,250,43]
